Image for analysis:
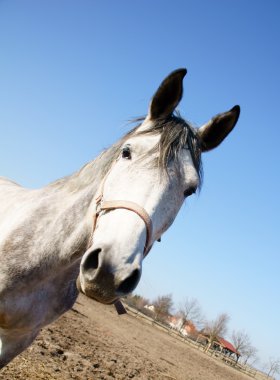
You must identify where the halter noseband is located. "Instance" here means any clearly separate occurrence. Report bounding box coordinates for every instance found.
[89,161,153,258]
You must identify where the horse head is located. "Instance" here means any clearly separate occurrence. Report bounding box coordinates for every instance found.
[77,69,240,304]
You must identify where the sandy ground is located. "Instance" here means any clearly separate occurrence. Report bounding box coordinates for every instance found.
[1,294,251,380]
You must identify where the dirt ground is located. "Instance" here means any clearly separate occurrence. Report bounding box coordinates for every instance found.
[1,294,250,380]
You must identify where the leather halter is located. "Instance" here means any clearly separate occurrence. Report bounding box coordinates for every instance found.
[84,160,155,315]
[89,160,153,258]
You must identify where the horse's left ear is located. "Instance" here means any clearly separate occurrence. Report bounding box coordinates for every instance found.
[149,68,187,120]
[197,105,240,152]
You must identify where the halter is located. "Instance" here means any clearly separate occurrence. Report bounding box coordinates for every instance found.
[88,159,154,258]
[85,161,154,315]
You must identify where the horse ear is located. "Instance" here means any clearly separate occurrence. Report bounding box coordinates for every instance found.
[149,68,187,120]
[197,105,240,152]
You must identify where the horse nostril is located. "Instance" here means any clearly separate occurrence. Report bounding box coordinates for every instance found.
[83,248,101,271]
[116,269,141,294]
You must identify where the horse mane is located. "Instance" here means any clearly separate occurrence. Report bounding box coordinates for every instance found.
[48,113,203,192]
[128,113,203,188]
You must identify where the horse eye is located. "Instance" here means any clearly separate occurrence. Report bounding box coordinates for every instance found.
[184,187,196,198]
[122,146,131,159]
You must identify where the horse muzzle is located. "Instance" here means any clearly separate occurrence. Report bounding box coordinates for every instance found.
[77,246,142,304]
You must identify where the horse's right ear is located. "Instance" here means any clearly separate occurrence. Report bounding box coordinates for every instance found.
[149,68,187,120]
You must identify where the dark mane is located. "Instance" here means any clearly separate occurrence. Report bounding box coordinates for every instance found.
[122,113,203,188]
[48,114,203,192]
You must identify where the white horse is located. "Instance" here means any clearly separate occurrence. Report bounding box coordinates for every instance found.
[0,68,240,368]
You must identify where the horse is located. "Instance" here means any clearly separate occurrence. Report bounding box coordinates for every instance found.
[0,68,240,368]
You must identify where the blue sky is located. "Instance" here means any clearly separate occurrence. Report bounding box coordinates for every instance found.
[0,0,279,375]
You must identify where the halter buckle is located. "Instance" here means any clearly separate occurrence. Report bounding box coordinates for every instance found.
[95,195,103,214]
[96,201,101,214]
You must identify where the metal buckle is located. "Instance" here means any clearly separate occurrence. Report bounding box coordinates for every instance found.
[96,201,102,214]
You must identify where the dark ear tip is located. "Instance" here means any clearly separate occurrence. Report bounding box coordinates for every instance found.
[231,105,241,121]
[173,68,187,78]
[231,105,240,113]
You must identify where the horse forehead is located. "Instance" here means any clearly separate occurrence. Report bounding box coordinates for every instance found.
[180,149,199,185]
[126,133,160,150]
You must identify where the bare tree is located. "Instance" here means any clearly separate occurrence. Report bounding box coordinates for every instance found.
[153,294,173,322]
[125,294,149,311]
[265,357,280,379]
[231,330,256,363]
[203,313,230,352]
[240,344,258,366]
[178,297,203,329]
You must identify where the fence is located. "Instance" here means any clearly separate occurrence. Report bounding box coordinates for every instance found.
[123,303,273,380]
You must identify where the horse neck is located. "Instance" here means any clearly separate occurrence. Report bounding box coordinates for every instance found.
[47,147,115,195]
[39,151,112,261]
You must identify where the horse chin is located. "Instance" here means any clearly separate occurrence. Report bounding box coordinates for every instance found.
[86,290,117,305]
[76,275,117,305]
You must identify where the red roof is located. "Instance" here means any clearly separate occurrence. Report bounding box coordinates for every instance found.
[218,338,240,355]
